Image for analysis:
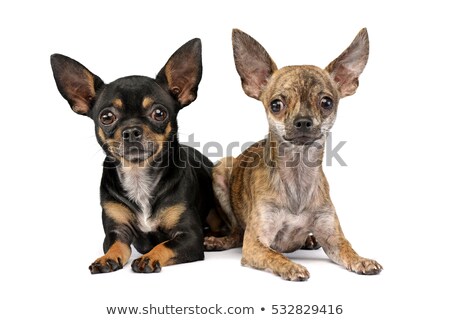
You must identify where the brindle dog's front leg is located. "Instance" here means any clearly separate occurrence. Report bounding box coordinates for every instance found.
[241,226,310,281]
[313,212,382,275]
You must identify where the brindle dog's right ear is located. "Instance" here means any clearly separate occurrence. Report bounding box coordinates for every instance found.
[50,54,105,117]
[325,28,369,98]
[232,29,278,100]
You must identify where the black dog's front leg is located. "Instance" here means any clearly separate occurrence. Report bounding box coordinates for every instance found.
[89,202,135,274]
[131,231,204,273]
[131,208,204,273]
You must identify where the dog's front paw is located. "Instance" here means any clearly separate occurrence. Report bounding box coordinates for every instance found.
[131,256,162,273]
[347,258,383,275]
[278,263,310,281]
[89,255,123,274]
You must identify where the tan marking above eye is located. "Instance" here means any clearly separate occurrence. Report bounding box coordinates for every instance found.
[142,97,154,109]
[112,98,123,109]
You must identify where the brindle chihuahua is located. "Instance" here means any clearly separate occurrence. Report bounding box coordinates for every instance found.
[205,28,382,280]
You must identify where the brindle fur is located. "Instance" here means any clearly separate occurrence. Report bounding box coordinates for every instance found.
[205,29,382,280]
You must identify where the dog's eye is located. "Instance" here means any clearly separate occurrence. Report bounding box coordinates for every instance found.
[100,110,117,126]
[270,99,285,113]
[151,108,167,122]
[320,97,334,110]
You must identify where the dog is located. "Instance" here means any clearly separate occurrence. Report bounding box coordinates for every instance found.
[51,38,219,274]
[205,28,383,280]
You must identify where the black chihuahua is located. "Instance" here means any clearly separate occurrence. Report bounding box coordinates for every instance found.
[51,39,219,274]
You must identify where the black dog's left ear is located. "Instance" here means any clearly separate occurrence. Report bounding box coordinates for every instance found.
[325,28,369,98]
[156,38,202,108]
[50,54,104,117]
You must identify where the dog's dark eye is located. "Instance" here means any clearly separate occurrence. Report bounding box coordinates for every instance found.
[100,110,117,126]
[151,108,167,122]
[270,99,285,114]
[320,97,333,110]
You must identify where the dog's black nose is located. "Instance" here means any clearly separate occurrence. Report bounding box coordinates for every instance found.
[122,127,143,142]
[294,117,313,131]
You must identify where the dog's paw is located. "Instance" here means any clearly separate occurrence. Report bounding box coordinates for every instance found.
[276,263,310,281]
[89,256,123,274]
[131,256,162,273]
[204,236,228,251]
[347,258,383,275]
[301,234,321,250]
[204,234,242,251]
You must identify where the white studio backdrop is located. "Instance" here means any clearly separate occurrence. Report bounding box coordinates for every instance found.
[1,1,449,319]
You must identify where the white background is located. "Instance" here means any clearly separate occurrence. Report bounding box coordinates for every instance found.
[1,0,449,319]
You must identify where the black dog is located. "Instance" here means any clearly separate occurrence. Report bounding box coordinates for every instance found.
[51,39,218,274]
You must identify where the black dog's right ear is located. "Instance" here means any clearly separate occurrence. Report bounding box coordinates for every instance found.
[156,38,202,108]
[50,54,104,116]
[232,29,278,100]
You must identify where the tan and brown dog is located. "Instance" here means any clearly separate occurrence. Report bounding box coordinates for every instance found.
[205,28,382,280]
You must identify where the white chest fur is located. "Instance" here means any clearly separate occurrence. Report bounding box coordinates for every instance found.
[258,207,313,253]
[257,155,321,252]
[118,165,160,232]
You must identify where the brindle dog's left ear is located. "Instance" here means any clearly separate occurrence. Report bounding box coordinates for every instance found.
[156,38,202,108]
[325,28,369,98]
[232,29,278,100]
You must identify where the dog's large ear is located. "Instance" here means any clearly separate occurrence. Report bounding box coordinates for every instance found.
[232,29,278,100]
[50,54,104,117]
[325,28,369,98]
[156,38,202,108]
